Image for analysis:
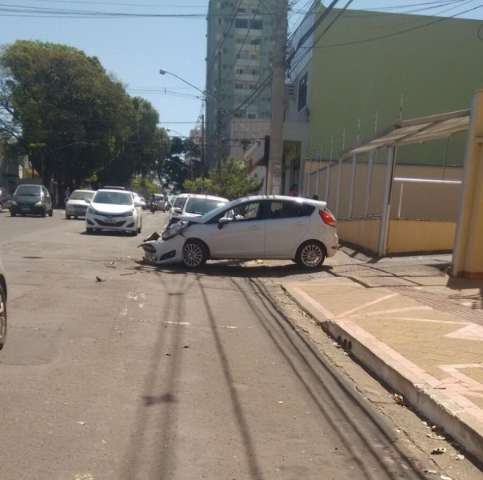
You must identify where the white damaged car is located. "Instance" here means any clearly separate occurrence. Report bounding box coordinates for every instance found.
[141,195,338,269]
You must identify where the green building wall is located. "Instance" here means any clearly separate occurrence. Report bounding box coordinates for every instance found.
[307,9,483,166]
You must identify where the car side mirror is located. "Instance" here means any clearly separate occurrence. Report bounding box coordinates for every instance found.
[218,217,231,230]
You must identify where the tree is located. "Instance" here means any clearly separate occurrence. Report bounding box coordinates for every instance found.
[184,158,262,199]
[0,41,134,188]
[101,98,170,185]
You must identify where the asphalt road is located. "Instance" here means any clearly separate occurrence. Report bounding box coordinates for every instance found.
[0,210,436,480]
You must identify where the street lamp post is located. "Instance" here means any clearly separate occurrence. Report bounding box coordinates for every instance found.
[159,69,212,174]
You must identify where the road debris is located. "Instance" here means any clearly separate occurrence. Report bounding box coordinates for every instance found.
[393,393,404,405]
[455,454,464,461]
[431,447,447,455]
[423,469,438,475]
[95,276,105,283]
[76,421,87,426]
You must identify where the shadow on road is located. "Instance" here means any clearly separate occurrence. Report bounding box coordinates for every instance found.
[121,274,195,480]
[197,275,265,480]
[134,260,333,280]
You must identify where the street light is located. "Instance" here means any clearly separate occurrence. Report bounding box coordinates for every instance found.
[159,68,210,173]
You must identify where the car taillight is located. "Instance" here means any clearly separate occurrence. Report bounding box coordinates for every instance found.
[319,209,336,227]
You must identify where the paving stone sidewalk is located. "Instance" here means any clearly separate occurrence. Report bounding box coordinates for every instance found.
[282,257,483,463]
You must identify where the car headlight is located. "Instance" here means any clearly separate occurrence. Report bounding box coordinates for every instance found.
[10,200,17,206]
[126,209,135,217]
[162,221,189,240]
[35,201,43,207]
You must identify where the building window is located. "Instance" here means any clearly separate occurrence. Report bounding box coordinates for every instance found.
[297,73,308,111]
[235,18,249,29]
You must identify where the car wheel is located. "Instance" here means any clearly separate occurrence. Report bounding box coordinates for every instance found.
[0,281,7,351]
[182,240,208,269]
[296,241,326,269]
[86,227,94,234]
[49,209,53,217]
[66,214,71,219]
[10,211,16,217]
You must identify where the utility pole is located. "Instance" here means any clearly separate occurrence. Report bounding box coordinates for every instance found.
[201,112,206,175]
[267,0,288,195]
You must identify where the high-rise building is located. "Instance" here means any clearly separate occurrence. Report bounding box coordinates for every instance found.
[205,0,275,167]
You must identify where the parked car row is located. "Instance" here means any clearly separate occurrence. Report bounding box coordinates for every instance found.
[142,194,339,270]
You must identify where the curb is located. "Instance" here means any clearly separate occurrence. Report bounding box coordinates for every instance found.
[282,282,483,465]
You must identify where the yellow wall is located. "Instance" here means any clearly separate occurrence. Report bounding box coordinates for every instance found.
[338,219,381,255]
[388,220,456,254]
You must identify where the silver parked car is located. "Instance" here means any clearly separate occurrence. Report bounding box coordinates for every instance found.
[0,258,7,350]
[65,189,95,219]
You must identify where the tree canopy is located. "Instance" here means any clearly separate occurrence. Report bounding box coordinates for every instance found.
[0,40,170,188]
[184,158,262,199]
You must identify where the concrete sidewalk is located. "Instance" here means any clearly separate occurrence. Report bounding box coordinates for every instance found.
[283,263,483,463]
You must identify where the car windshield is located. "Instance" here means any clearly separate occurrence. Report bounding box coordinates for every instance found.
[174,196,187,209]
[15,186,41,196]
[185,198,226,215]
[93,191,132,205]
[69,191,94,201]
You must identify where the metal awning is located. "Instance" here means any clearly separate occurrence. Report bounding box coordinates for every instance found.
[342,109,470,159]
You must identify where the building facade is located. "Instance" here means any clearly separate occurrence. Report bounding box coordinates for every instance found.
[206,0,275,167]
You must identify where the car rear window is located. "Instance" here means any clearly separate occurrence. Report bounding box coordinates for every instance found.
[267,201,315,219]
[70,191,94,201]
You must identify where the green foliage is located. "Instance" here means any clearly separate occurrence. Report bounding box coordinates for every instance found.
[0,40,170,188]
[183,158,262,199]
[131,176,160,195]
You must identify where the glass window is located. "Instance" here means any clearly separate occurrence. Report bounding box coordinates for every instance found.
[174,196,188,209]
[69,191,94,201]
[185,198,227,215]
[267,201,314,219]
[93,191,133,206]
[230,201,261,221]
[298,73,308,111]
[15,185,42,196]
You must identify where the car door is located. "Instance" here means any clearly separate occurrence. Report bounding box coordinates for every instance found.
[206,200,265,259]
[263,200,313,258]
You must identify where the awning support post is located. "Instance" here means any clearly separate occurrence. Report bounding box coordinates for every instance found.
[365,150,374,217]
[378,145,397,257]
[348,153,357,218]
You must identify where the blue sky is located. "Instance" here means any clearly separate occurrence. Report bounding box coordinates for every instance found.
[1,0,482,136]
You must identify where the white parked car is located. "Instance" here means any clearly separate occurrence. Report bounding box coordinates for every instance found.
[141,195,338,269]
[85,189,143,235]
[0,258,7,350]
[169,193,228,226]
[65,189,95,219]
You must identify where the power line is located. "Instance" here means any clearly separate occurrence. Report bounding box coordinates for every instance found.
[310,2,483,50]
[289,0,354,74]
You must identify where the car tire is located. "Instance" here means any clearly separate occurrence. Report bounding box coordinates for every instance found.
[295,241,326,269]
[66,214,71,219]
[10,211,16,217]
[0,281,7,351]
[86,227,94,234]
[182,239,208,269]
[49,209,53,217]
